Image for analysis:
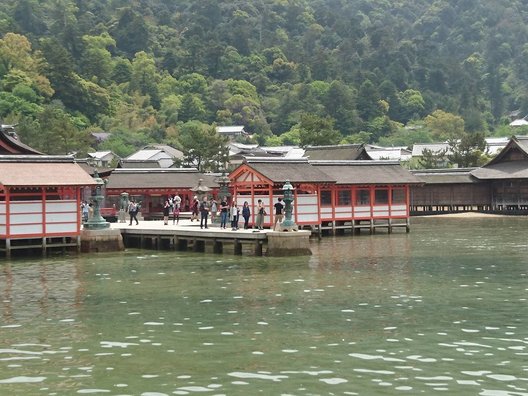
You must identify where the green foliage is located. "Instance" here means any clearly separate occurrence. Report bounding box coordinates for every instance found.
[418,148,448,169]
[424,110,465,140]
[178,122,229,172]
[298,113,342,147]
[2,0,528,155]
[17,102,91,155]
[447,132,488,168]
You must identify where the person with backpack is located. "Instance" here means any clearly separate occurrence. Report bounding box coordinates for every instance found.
[199,197,210,229]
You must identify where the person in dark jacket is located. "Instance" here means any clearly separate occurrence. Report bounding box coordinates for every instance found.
[242,201,251,229]
[199,197,210,229]
[163,199,170,225]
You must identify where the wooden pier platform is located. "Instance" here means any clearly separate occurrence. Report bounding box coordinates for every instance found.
[110,221,312,256]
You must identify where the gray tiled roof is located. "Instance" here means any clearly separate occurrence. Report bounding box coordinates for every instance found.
[245,160,334,183]
[411,168,476,184]
[471,160,528,180]
[303,144,372,160]
[312,161,421,185]
[243,159,419,185]
[105,169,219,189]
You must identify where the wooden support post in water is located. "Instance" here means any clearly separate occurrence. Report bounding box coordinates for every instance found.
[234,240,242,255]
[388,218,392,234]
[193,239,205,252]
[254,240,263,256]
[177,238,188,251]
[213,240,223,254]
[5,239,10,258]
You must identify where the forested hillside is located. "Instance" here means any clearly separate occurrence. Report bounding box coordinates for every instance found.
[0,0,527,165]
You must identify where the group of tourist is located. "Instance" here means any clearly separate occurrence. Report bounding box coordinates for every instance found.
[152,194,286,231]
[162,194,182,225]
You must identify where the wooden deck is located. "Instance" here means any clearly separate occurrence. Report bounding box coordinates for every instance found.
[111,220,271,256]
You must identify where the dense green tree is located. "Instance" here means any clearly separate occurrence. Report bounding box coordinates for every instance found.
[447,132,487,168]
[424,110,465,141]
[112,8,149,58]
[357,80,382,122]
[298,113,342,147]
[81,33,115,85]
[179,122,228,172]
[17,102,91,155]
[0,33,53,98]
[398,89,426,123]
[1,0,528,150]
[128,51,160,109]
[418,148,448,169]
[13,0,46,36]
[178,94,207,123]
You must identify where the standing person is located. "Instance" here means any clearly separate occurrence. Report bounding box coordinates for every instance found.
[255,199,265,230]
[199,197,210,229]
[81,201,89,223]
[162,199,170,225]
[173,194,181,211]
[274,197,284,231]
[191,196,199,222]
[242,201,251,229]
[210,198,218,223]
[230,201,240,230]
[220,196,229,229]
[128,200,139,225]
[172,200,180,225]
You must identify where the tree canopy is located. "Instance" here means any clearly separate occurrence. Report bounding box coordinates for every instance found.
[0,0,526,164]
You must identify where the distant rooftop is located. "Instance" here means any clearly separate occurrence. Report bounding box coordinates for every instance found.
[217,126,247,135]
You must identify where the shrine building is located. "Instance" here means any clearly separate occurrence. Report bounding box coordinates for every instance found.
[229,158,421,234]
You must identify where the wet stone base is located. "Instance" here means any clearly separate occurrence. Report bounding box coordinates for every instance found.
[266,231,312,257]
[81,229,124,253]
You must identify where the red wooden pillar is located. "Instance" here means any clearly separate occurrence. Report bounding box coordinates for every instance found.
[250,174,255,224]
[268,184,273,226]
[76,186,82,231]
[42,187,47,236]
[405,184,410,217]
[5,188,11,238]
[293,186,299,224]
[370,185,375,218]
[316,184,322,224]
[349,185,353,219]
[331,184,336,221]
[388,185,393,218]
[351,186,356,220]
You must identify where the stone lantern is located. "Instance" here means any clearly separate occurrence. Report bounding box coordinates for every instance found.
[217,172,231,201]
[118,192,129,223]
[190,178,211,201]
[280,180,297,231]
[83,171,110,230]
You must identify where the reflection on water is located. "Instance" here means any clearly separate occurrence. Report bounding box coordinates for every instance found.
[1,217,528,395]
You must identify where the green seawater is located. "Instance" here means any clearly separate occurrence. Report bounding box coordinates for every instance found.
[0,217,527,395]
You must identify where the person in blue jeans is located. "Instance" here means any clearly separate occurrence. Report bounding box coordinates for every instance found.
[220,196,229,229]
